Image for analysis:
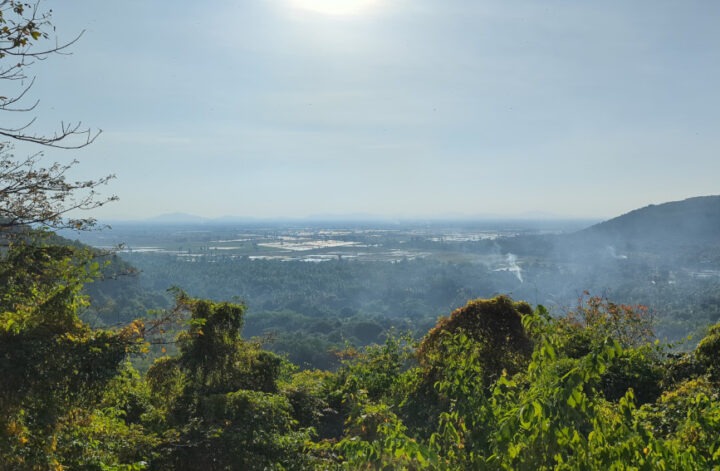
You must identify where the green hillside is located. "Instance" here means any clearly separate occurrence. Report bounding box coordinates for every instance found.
[579,195,720,249]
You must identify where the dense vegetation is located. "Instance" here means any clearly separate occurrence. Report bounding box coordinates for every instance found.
[71,197,720,372]
[4,236,720,469]
[79,226,720,371]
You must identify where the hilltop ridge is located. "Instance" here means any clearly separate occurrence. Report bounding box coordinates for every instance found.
[574,195,720,249]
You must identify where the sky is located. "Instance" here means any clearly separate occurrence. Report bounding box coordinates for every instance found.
[8,0,720,220]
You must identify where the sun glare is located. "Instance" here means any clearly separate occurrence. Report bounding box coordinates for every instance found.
[289,0,379,16]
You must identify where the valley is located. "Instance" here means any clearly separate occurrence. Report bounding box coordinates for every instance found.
[71,198,720,370]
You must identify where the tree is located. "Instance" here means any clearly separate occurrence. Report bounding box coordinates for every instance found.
[1,0,99,148]
[0,144,117,232]
[0,1,114,233]
[0,4,144,467]
[0,238,144,468]
[146,293,313,470]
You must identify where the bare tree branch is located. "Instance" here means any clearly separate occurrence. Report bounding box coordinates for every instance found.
[0,1,99,148]
[0,143,117,233]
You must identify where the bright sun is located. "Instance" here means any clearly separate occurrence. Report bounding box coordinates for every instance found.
[289,0,379,16]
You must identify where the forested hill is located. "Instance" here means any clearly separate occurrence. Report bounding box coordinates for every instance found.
[576,195,720,249]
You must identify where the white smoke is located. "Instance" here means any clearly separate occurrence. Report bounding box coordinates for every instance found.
[606,246,628,260]
[492,252,524,283]
[506,253,524,283]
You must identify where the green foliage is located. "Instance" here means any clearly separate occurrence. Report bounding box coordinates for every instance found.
[426,332,495,469]
[5,224,720,470]
[554,295,664,405]
[326,296,720,469]
[121,254,495,356]
[695,321,720,378]
[0,238,143,469]
[333,400,433,470]
[418,296,534,383]
[146,293,316,470]
[281,369,334,432]
[394,297,533,438]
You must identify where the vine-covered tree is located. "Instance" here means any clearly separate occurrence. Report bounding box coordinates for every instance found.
[0,235,145,468]
[146,293,314,470]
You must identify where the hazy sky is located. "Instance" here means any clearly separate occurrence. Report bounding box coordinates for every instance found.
[10,0,720,220]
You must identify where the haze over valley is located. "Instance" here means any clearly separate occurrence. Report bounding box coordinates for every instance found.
[70,195,720,369]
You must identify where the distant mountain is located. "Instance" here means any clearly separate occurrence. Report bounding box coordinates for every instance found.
[145,212,208,224]
[571,195,720,252]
